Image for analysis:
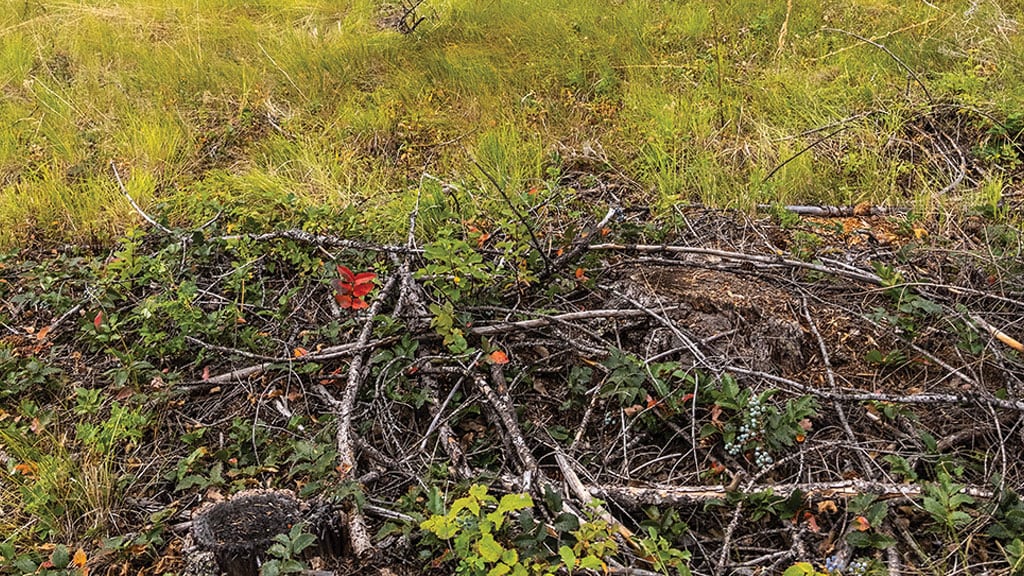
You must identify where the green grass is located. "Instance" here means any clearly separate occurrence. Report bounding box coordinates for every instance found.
[0,0,1021,246]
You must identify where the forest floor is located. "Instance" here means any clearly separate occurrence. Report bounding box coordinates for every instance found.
[2,187,1023,575]
[2,1,1024,575]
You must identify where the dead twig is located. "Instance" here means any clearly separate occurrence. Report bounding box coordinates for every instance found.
[590,478,994,506]
[587,242,884,286]
[314,273,398,559]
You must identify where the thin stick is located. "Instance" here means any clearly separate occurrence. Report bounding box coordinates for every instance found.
[587,243,883,286]
[590,478,993,506]
[110,162,174,235]
[331,273,398,558]
[821,27,933,104]
[971,314,1024,353]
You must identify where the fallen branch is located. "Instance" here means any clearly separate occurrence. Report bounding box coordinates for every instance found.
[971,314,1024,353]
[314,274,398,559]
[590,479,994,506]
[217,229,420,254]
[469,308,670,336]
[757,204,908,217]
[587,243,883,286]
[111,162,176,236]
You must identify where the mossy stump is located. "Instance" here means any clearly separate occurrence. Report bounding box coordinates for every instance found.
[191,490,347,576]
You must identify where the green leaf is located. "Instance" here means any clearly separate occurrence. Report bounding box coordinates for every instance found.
[487,563,512,576]
[500,548,518,565]
[421,515,459,539]
[578,555,604,570]
[846,530,896,549]
[497,493,534,515]
[291,532,317,555]
[260,560,281,576]
[50,545,70,569]
[558,545,577,568]
[452,494,480,517]
[552,512,580,533]
[781,562,815,576]
[477,533,504,563]
[267,542,288,557]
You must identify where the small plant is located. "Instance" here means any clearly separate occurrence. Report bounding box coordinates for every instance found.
[419,484,692,576]
[260,522,316,576]
[702,375,817,471]
[419,484,539,576]
[844,494,896,551]
[869,261,942,336]
[331,265,376,310]
[922,465,977,538]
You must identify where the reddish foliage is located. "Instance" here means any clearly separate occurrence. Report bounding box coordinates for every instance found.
[332,265,376,310]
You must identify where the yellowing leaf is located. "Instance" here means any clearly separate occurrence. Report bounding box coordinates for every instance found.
[477,533,504,563]
[72,548,87,568]
[293,347,308,358]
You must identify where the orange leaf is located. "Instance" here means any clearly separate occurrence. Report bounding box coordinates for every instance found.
[14,462,37,477]
[852,515,871,531]
[795,434,806,443]
[293,347,308,358]
[35,325,51,341]
[72,548,87,568]
[623,404,644,417]
[803,512,820,533]
[488,350,509,364]
[575,267,587,280]
[350,298,369,310]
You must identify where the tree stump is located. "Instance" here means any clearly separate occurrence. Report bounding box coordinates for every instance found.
[191,490,347,576]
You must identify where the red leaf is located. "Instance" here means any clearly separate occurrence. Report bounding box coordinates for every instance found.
[93,312,104,329]
[202,366,210,381]
[332,278,352,296]
[803,512,820,533]
[350,298,369,310]
[336,265,356,282]
[353,272,376,284]
[351,282,374,297]
[335,294,353,309]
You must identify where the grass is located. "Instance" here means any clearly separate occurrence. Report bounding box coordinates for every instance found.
[0,0,1020,247]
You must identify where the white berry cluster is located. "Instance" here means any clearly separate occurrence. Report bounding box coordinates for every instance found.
[724,395,774,469]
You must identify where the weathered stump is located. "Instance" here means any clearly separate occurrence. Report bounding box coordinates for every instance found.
[191,490,347,576]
